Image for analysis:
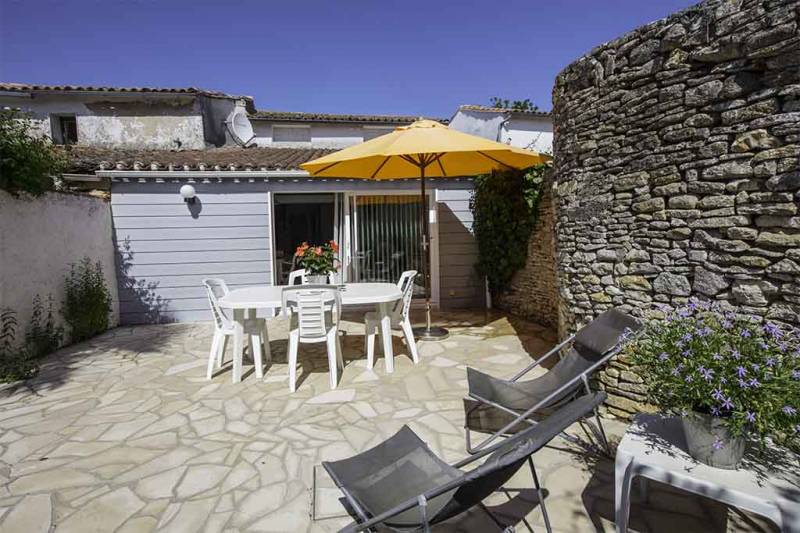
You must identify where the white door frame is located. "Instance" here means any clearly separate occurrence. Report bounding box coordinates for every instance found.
[270,191,341,285]
[268,190,277,285]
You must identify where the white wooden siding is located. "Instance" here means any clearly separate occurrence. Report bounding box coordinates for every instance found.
[112,181,272,324]
[111,178,480,324]
[437,188,484,309]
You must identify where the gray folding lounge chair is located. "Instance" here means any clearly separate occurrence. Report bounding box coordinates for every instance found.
[464,308,641,455]
[322,392,606,533]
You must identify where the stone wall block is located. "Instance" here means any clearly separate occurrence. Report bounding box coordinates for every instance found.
[732,129,782,152]
[693,266,730,295]
[685,79,724,106]
[653,272,692,295]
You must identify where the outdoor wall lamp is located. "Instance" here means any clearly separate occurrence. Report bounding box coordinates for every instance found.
[180,184,197,205]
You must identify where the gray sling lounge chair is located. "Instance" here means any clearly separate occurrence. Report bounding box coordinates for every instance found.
[322,392,606,533]
[464,308,641,455]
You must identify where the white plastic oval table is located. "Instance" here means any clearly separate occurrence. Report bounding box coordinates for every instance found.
[218,283,403,382]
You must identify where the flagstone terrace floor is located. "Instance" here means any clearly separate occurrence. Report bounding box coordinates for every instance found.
[0,310,779,532]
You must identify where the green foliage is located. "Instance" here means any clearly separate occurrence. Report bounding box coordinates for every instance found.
[625,301,800,449]
[26,294,63,357]
[0,108,66,197]
[0,295,64,383]
[489,97,540,112]
[62,258,112,342]
[0,309,38,382]
[294,241,340,276]
[470,164,547,294]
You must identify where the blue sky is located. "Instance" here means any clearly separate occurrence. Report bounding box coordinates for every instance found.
[1,0,697,117]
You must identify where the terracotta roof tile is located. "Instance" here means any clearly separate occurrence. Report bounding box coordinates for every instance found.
[250,110,449,124]
[458,104,551,117]
[0,82,252,102]
[61,146,336,173]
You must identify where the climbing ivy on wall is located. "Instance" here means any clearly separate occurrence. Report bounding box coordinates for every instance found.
[470,164,548,295]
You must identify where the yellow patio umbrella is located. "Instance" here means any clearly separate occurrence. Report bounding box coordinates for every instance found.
[301,119,550,340]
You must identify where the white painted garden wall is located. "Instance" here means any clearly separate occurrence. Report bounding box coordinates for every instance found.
[0,190,120,343]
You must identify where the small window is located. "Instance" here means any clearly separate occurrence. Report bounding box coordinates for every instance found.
[51,115,78,145]
[273,125,310,143]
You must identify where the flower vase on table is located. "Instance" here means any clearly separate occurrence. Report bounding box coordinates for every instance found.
[295,241,339,285]
[682,410,747,469]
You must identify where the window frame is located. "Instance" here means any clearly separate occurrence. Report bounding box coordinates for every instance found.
[51,114,78,145]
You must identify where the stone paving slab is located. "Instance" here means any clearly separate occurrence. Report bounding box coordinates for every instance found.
[0,310,777,532]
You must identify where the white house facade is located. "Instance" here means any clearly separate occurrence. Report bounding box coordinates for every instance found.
[0,83,253,150]
[248,111,443,149]
[97,160,480,324]
[2,82,553,324]
[448,104,553,154]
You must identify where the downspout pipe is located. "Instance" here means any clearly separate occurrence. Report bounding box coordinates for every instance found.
[496,112,512,143]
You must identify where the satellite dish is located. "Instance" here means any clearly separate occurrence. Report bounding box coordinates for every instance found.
[225,107,255,146]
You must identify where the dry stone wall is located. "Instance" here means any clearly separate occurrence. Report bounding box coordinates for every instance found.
[494,176,559,328]
[552,0,800,417]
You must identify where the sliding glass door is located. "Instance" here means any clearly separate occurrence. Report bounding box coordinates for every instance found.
[348,194,426,296]
[271,191,434,300]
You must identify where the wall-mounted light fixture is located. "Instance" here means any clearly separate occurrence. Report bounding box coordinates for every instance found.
[180,184,197,205]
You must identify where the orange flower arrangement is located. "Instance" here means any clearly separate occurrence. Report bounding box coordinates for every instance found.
[295,241,339,275]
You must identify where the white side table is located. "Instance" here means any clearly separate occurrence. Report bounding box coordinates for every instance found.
[615,414,800,532]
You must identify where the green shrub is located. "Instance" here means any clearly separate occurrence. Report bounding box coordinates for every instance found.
[0,309,38,382]
[470,164,548,294]
[62,258,112,342]
[0,109,66,197]
[26,294,63,357]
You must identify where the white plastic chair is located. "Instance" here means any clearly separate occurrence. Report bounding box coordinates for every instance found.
[202,278,269,382]
[364,270,419,369]
[283,268,338,319]
[279,269,308,318]
[283,285,343,392]
[288,268,308,286]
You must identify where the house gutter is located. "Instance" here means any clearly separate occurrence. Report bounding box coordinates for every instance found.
[95,169,311,179]
[94,170,473,183]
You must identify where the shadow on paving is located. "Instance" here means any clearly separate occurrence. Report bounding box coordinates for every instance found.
[0,323,189,398]
[428,309,557,364]
[331,487,546,532]
[576,438,781,533]
[209,317,425,388]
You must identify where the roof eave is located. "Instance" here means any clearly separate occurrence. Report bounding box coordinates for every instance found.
[457,104,552,118]
[96,169,311,179]
[249,116,417,125]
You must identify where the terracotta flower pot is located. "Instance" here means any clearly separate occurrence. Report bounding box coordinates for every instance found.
[682,411,746,469]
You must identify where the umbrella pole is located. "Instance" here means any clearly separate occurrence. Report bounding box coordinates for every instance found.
[414,163,449,341]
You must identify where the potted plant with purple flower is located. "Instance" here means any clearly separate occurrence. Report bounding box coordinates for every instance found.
[625,300,800,469]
